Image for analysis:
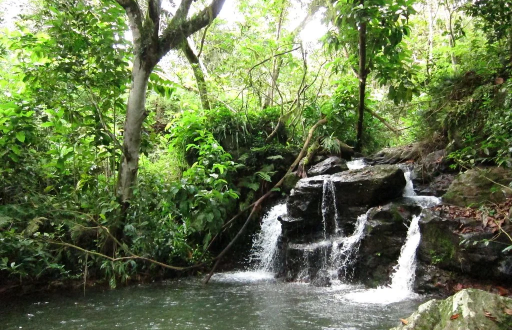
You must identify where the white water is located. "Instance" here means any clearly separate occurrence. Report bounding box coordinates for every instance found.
[321,179,342,236]
[329,210,370,282]
[402,168,442,207]
[213,203,285,283]
[250,203,286,272]
[390,215,421,291]
[403,169,417,197]
[347,158,366,170]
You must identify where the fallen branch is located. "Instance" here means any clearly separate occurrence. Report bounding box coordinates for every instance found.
[365,108,401,136]
[203,117,327,284]
[45,239,204,271]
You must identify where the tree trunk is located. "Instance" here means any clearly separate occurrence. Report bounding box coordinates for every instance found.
[113,0,226,216]
[356,0,367,152]
[182,39,211,110]
[116,56,152,208]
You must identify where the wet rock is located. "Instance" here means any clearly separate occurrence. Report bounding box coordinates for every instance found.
[443,167,512,207]
[413,150,452,183]
[353,202,422,287]
[281,240,332,283]
[307,156,348,177]
[287,165,406,221]
[390,289,512,330]
[366,143,422,165]
[417,209,512,285]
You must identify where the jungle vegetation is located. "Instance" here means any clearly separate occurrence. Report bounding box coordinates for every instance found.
[0,0,510,290]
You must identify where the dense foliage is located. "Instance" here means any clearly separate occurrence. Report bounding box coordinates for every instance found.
[0,0,510,290]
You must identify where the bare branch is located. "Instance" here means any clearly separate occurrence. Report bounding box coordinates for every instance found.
[159,0,226,59]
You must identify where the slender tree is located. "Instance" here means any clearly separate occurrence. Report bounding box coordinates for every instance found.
[114,0,226,215]
[327,0,416,151]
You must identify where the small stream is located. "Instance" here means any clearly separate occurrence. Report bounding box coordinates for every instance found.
[0,161,437,329]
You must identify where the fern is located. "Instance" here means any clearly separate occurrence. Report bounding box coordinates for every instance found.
[321,134,341,154]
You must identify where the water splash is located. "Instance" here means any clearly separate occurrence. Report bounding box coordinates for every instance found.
[250,203,286,272]
[347,158,366,170]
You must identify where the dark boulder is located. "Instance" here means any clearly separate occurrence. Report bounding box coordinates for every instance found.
[307,156,348,177]
[287,165,406,221]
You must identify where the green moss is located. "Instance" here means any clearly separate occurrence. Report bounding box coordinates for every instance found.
[423,226,456,265]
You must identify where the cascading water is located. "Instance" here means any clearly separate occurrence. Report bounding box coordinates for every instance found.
[212,203,285,282]
[321,178,342,236]
[250,203,286,272]
[329,210,370,281]
[403,169,417,197]
[343,168,441,304]
[389,214,421,292]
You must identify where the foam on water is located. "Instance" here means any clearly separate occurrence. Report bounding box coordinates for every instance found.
[210,271,276,283]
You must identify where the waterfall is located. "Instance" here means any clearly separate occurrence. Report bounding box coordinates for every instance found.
[389,214,421,291]
[403,169,417,197]
[329,210,369,281]
[250,203,285,272]
[403,168,442,208]
[211,203,285,283]
[321,179,341,237]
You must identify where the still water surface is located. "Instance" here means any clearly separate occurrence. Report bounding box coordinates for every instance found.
[1,273,426,330]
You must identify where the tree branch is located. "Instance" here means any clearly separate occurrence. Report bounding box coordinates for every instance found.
[115,0,143,49]
[159,0,226,59]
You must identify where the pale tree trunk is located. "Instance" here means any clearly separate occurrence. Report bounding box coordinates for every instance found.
[114,0,226,221]
[116,56,152,207]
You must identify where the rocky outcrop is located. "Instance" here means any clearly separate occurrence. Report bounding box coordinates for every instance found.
[390,289,512,330]
[353,201,422,287]
[307,156,348,177]
[415,208,512,293]
[443,167,512,207]
[277,166,407,284]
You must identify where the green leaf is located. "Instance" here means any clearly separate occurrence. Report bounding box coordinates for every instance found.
[15,131,26,143]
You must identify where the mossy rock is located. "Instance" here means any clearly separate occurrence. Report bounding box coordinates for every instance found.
[390,289,512,330]
[443,167,512,207]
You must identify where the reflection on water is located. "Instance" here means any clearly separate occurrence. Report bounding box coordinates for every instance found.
[0,276,426,330]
